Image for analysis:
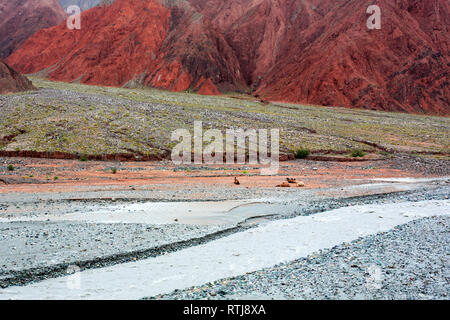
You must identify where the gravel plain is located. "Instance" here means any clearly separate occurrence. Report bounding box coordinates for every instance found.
[0,76,449,299]
[1,78,449,157]
[155,216,450,300]
[0,222,228,274]
[0,184,448,289]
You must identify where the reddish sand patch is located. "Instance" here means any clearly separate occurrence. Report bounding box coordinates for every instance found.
[0,157,434,195]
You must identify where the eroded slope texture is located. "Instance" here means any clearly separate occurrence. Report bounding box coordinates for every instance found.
[0,0,66,59]
[6,0,450,114]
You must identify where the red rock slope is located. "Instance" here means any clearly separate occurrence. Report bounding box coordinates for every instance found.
[191,0,449,115]
[0,0,67,59]
[7,0,449,114]
[188,0,325,87]
[254,0,450,115]
[6,0,246,94]
[0,60,36,94]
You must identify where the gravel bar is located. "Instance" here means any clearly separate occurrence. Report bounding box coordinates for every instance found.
[0,222,236,288]
[1,186,448,289]
[154,216,450,300]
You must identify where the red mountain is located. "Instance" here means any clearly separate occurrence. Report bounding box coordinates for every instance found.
[6,0,449,114]
[0,0,67,59]
[191,0,449,114]
[7,0,245,94]
[0,60,36,94]
[254,0,450,115]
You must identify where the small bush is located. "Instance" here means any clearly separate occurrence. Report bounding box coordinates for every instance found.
[111,167,118,174]
[53,176,59,180]
[379,151,391,158]
[295,148,310,159]
[7,165,14,171]
[351,149,367,158]
[79,155,88,162]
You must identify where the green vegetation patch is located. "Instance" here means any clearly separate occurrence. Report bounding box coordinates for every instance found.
[0,77,447,158]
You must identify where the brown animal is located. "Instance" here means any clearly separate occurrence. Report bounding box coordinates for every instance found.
[286,178,297,183]
[234,177,240,185]
[276,182,290,188]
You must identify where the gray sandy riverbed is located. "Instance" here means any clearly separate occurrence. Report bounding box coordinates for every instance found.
[0,182,448,293]
[154,216,450,300]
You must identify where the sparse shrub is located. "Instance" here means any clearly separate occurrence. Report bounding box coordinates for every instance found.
[111,167,118,174]
[379,151,391,158]
[53,176,59,180]
[7,165,14,171]
[295,148,310,159]
[351,149,367,158]
[79,155,88,162]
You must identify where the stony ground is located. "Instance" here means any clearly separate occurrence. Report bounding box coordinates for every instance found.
[0,222,228,275]
[0,79,448,299]
[0,148,448,291]
[1,153,449,199]
[154,216,450,300]
[0,183,448,290]
[0,78,448,157]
